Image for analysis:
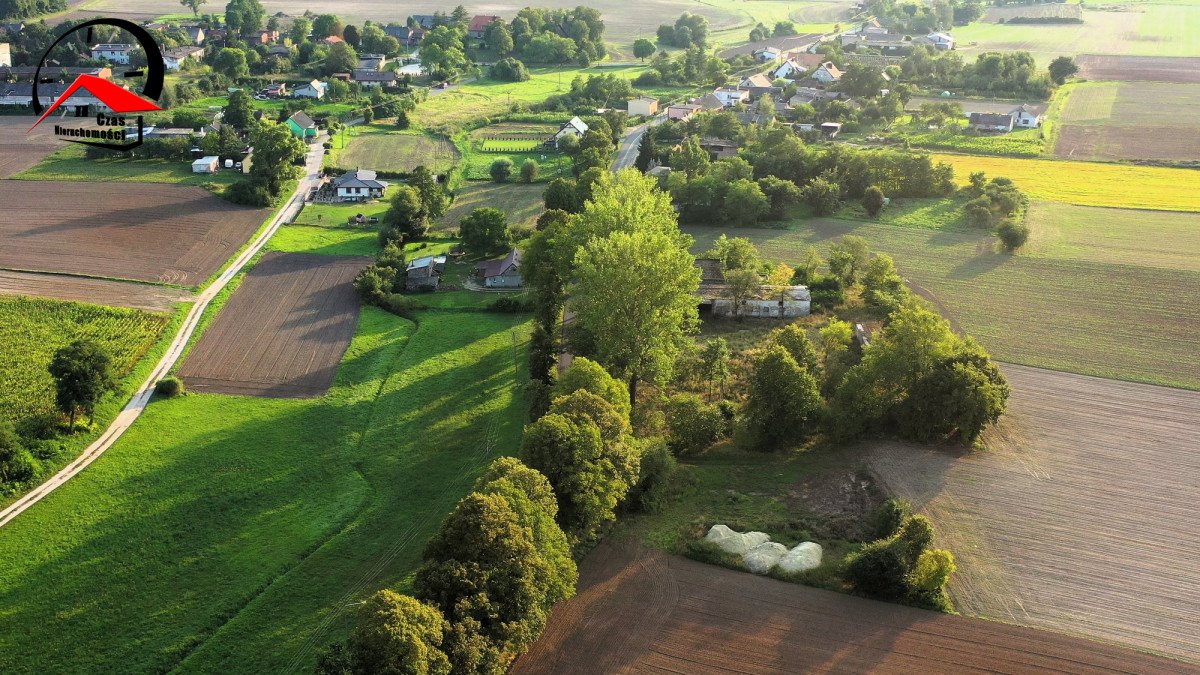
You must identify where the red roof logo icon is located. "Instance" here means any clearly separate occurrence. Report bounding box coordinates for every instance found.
[28,73,161,132]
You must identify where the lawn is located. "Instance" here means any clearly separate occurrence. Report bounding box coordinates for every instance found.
[327,125,459,174]
[12,144,240,191]
[268,192,394,257]
[167,95,358,121]
[931,153,1200,211]
[0,308,532,673]
[686,210,1200,390]
[439,181,545,233]
[460,147,571,182]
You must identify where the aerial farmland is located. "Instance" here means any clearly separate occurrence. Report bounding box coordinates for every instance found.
[0,0,1198,672]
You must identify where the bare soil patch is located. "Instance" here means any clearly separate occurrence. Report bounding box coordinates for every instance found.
[1055,123,1200,162]
[1077,55,1200,83]
[0,117,60,179]
[513,538,1187,673]
[786,469,886,542]
[0,180,267,285]
[0,270,192,312]
[867,364,1200,665]
[178,252,369,398]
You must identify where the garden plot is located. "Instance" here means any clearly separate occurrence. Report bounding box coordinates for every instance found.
[178,252,369,397]
[1054,81,1200,162]
[512,539,1186,673]
[0,181,267,285]
[867,364,1200,665]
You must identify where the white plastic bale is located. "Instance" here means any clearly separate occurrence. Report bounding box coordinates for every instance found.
[777,542,823,573]
[743,542,788,574]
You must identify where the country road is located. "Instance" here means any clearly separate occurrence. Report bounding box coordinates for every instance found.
[613,112,666,171]
[0,137,327,529]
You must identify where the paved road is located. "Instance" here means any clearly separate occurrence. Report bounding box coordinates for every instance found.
[0,138,327,529]
[613,113,666,171]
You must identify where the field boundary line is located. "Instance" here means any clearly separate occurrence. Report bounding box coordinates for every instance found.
[0,141,325,530]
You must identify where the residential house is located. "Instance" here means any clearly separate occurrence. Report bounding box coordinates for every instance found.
[385,25,425,47]
[789,87,844,107]
[921,32,955,51]
[357,53,387,71]
[783,51,825,69]
[737,73,780,101]
[468,15,501,39]
[772,59,809,80]
[0,22,25,37]
[0,42,10,68]
[841,32,908,53]
[251,29,279,45]
[322,35,343,45]
[410,15,438,30]
[268,44,290,57]
[696,92,726,111]
[192,155,219,173]
[184,25,205,45]
[285,110,318,141]
[811,61,843,84]
[405,255,446,291]
[162,45,204,70]
[263,82,287,97]
[698,137,739,160]
[352,69,397,86]
[90,43,134,65]
[0,82,103,109]
[0,65,111,81]
[627,96,658,116]
[1010,103,1043,127]
[968,112,1015,132]
[711,87,749,107]
[667,103,701,121]
[554,116,589,146]
[476,249,523,288]
[332,168,389,201]
[753,47,781,62]
[293,80,327,99]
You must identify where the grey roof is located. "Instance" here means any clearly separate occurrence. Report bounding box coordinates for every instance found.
[163,46,204,59]
[407,254,447,272]
[562,116,588,134]
[333,168,388,190]
[352,69,396,82]
[969,112,1015,126]
[477,249,522,278]
[288,110,316,128]
[697,93,725,110]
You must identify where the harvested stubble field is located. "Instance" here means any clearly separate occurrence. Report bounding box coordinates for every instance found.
[0,181,267,285]
[1076,54,1200,83]
[867,364,1200,664]
[0,118,60,179]
[0,270,192,312]
[178,252,369,397]
[512,539,1187,674]
[687,217,1200,390]
[1054,81,1200,161]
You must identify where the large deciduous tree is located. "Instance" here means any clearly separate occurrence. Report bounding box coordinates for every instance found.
[48,339,115,429]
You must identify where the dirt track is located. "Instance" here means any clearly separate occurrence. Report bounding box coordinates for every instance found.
[1076,55,1200,83]
[0,181,266,285]
[178,252,368,397]
[0,270,192,312]
[513,539,1189,674]
[867,364,1200,665]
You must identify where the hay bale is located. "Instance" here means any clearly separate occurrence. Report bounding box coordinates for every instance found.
[777,542,823,573]
[743,542,788,574]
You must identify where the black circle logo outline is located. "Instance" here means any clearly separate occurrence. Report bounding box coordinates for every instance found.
[31,18,165,115]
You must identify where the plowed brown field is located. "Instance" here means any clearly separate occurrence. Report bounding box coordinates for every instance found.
[0,118,59,178]
[0,181,266,285]
[867,364,1200,665]
[0,270,192,312]
[178,252,368,397]
[513,539,1189,674]
[1077,55,1200,83]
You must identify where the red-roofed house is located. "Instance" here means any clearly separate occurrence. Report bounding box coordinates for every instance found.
[468,15,501,39]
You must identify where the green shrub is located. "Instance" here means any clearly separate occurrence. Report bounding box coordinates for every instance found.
[843,538,910,600]
[154,377,184,397]
[665,393,724,455]
[628,440,677,513]
[874,497,912,539]
[996,218,1030,251]
[490,158,514,183]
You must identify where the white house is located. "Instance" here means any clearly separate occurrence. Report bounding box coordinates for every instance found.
[753,47,781,62]
[476,249,523,288]
[627,96,658,116]
[192,156,219,173]
[772,59,808,80]
[923,32,955,51]
[811,61,843,84]
[1010,103,1043,128]
[162,46,204,70]
[712,87,749,107]
[293,80,328,99]
[91,43,134,64]
[332,168,389,201]
[554,116,588,146]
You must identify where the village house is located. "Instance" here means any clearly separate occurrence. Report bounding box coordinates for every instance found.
[322,35,343,45]
[712,87,749,107]
[0,65,112,81]
[696,92,726,111]
[385,25,425,47]
[468,15,501,40]
[293,80,327,99]
[667,103,701,121]
[183,25,205,45]
[811,61,844,84]
[332,168,389,201]
[262,82,287,97]
[554,116,589,146]
[783,51,826,69]
[90,43,134,65]
[920,32,955,51]
[772,59,809,80]
[699,137,739,161]
[406,255,446,291]
[251,29,279,45]
[285,110,318,141]
[410,15,438,30]
[969,112,1015,132]
[0,42,11,68]
[268,44,291,57]
[1010,103,1043,127]
[737,73,779,100]
[789,86,845,107]
[357,54,387,71]
[627,96,659,116]
[476,249,523,288]
[753,47,782,62]
[352,69,397,86]
[162,45,204,70]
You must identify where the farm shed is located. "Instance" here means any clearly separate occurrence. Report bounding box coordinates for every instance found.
[969,112,1016,132]
[699,137,739,160]
[627,96,659,116]
[476,249,523,288]
[191,156,219,173]
[405,255,446,291]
